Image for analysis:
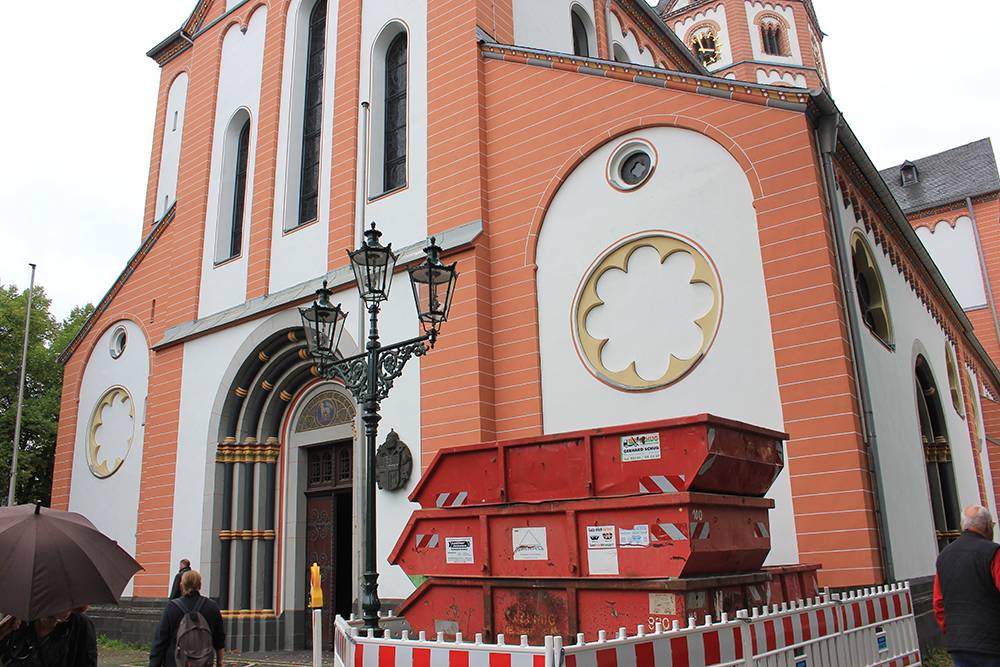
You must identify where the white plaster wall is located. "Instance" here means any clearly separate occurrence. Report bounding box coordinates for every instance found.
[608,12,655,65]
[269,0,340,293]
[536,127,799,565]
[68,321,150,596]
[155,73,189,221]
[755,68,807,88]
[673,4,734,72]
[745,1,802,65]
[170,320,256,590]
[359,3,429,253]
[837,192,981,579]
[198,7,268,318]
[916,217,988,310]
[513,0,597,56]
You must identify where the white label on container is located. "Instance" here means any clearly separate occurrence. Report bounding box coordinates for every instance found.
[512,527,549,560]
[587,548,619,575]
[619,525,650,547]
[621,433,661,462]
[649,593,677,615]
[445,537,474,564]
[586,525,616,549]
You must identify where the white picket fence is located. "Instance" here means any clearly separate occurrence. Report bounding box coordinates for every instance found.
[334,582,920,667]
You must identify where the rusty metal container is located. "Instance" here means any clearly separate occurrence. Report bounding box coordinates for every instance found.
[764,564,821,604]
[409,415,786,509]
[389,492,773,579]
[396,574,774,644]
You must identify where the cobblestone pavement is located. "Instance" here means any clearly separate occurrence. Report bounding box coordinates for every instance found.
[99,648,335,666]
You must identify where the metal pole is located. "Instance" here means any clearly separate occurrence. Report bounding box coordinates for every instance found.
[8,263,36,507]
[361,303,382,633]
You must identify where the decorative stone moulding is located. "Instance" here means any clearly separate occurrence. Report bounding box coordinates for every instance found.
[573,232,722,391]
[87,386,135,479]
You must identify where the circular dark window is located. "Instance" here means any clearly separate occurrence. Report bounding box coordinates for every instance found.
[110,326,127,359]
[620,151,652,186]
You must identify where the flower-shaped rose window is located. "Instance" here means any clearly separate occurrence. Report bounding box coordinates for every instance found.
[574,233,722,391]
[87,386,135,478]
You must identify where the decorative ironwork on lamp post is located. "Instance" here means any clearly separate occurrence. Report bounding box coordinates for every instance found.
[299,222,458,634]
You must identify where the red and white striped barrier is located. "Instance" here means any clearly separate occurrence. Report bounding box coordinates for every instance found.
[334,583,920,667]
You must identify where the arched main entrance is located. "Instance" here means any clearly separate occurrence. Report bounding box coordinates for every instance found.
[207,325,358,650]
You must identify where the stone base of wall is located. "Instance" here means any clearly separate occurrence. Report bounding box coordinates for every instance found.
[909,576,944,656]
[88,598,164,647]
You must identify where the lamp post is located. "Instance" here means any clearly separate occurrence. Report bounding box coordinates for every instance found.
[300,223,458,634]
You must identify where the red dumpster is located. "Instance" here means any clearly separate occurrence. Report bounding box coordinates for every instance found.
[764,564,821,605]
[409,415,785,509]
[396,574,774,644]
[389,492,773,579]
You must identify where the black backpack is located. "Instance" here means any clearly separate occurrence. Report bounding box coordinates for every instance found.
[172,598,214,667]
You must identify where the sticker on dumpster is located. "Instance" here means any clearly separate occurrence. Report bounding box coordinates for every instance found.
[649,593,677,615]
[621,433,661,462]
[512,527,549,560]
[587,548,619,575]
[619,525,650,547]
[445,537,474,564]
[586,525,616,549]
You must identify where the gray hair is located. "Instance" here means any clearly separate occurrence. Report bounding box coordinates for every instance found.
[961,505,993,534]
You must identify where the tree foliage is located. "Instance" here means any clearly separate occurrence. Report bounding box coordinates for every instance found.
[0,282,93,506]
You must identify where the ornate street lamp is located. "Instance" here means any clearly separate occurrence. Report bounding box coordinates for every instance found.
[299,222,459,634]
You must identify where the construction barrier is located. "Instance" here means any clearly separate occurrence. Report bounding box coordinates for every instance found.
[334,583,919,667]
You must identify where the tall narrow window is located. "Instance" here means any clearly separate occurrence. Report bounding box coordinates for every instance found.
[915,356,962,551]
[383,33,407,193]
[229,118,251,260]
[298,0,327,226]
[571,10,590,57]
[761,22,784,56]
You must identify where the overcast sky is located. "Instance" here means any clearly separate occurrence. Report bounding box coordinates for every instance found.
[1,1,997,320]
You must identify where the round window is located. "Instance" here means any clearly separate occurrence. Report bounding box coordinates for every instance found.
[607,139,657,191]
[109,326,127,359]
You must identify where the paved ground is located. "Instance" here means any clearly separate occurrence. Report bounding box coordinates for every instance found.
[98,647,335,666]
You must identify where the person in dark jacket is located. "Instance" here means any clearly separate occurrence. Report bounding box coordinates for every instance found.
[934,505,1000,667]
[0,608,97,666]
[149,570,225,667]
[168,559,191,600]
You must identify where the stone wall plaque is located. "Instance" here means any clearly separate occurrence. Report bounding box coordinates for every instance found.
[375,430,412,491]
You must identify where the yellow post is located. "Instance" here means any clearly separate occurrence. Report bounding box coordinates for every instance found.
[310,562,324,608]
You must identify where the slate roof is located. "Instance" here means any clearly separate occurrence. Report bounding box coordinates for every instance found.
[880,138,1000,214]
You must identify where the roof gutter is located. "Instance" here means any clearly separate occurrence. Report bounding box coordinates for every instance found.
[814,110,895,582]
[811,90,1000,392]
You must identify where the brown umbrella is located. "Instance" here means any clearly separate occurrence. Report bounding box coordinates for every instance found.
[0,504,143,620]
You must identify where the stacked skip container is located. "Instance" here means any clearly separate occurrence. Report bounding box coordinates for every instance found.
[389,415,816,643]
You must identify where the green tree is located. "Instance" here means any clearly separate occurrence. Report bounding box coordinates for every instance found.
[0,283,93,506]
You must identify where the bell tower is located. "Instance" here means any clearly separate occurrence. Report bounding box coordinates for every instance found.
[658,0,828,90]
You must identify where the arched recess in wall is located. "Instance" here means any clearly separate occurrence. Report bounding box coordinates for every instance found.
[612,43,631,63]
[369,21,409,197]
[155,72,189,220]
[215,108,253,263]
[915,354,962,551]
[945,344,964,417]
[281,0,329,231]
[570,3,597,58]
[207,326,358,615]
[757,13,789,56]
[850,231,893,349]
[534,125,800,564]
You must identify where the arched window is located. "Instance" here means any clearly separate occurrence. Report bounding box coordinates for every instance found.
[946,345,964,417]
[850,232,893,347]
[915,355,962,550]
[760,20,785,56]
[572,9,591,57]
[297,0,327,227]
[228,118,252,259]
[612,44,631,63]
[383,32,407,193]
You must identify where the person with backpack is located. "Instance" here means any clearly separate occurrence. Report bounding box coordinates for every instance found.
[148,570,225,667]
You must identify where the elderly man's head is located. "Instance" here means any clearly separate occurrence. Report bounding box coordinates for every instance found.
[961,505,996,539]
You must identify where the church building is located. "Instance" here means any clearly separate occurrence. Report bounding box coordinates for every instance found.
[52,0,1000,650]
